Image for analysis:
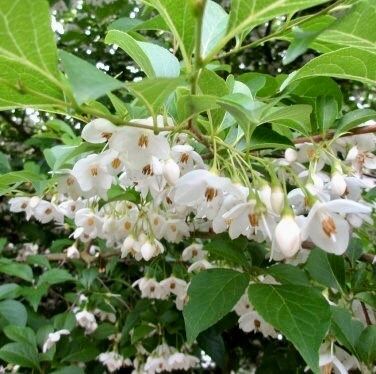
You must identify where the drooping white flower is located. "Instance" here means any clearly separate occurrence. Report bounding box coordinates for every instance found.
[9,196,40,220]
[273,214,301,258]
[74,208,103,239]
[81,118,118,144]
[302,199,372,255]
[234,294,252,316]
[140,239,164,261]
[271,186,284,214]
[75,310,98,334]
[42,329,70,353]
[181,243,205,262]
[132,277,169,300]
[188,259,214,273]
[284,147,298,163]
[163,158,180,185]
[72,153,113,199]
[159,276,188,298]
[318,344,359,374]
[331,171,347,196]
[168,352,199,371]
[57,174,83,200]
[238,310,277,338]
[33,200,64,224]
[97,351,131,373]
[66,244,80,259]
[171,144,204,174]
[59,198,85,219]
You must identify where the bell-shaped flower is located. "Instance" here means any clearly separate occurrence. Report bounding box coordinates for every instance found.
[171,144,204,174]
[81,118,118,144]
[42,329,70,353]
[273,214,301,258]
[238,310,277,338]
[181,243,205,262]
[160,276,188,298]
[74,208,103,239]
[9,196,40,220]
[302,199,372,255]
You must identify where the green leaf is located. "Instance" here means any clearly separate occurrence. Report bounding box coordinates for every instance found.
[51,367,85,374]
[355,325,376,364]
[267,264,310,286]
[205,239,249,268]
[53,312,76,331]
[0,171,44,197]
[330,306,364,357]
[3,325,37,347]
[131,324,155,344]
[317,0,376,53]
[146,0,195,64]
[108,15,167,32]
[0,260,33,282]
[227,0,330,42]
[248,284,331,373]
[0,152,11,174]
[201,1,229,58]
[126,77,185,116]
[305,248,345,291]
[0,284,21,300]
[0,300,28,326]
[335,109,376,135]
[105,30,180,78]
[313,95,338,132]
[0,342,39,369]
[249,125,292,150]
[59,50,123,105]
[177,94,219,123]
[281,48,376,88]
[183,268,249,343]
[62,340,99,363]
[38,269,74,286]
[22,285,49,312]
[197,327,226,369]
[0,0,64,110]
[45,119,76,139]
[108,93,129,119]
[26,255,51,270]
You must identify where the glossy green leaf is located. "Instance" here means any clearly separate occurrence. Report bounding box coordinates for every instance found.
[105,30,180,78]
[335,109,376,135]
[59,50,123,105]
[355,325,376,364]
[177,94,219,123]
[38,269,74,286]
[0,300,28,326]
[267,264,310,286]
[281,48,376,88]
[0,0,64,110]
[183,269,249,343]
[249,125,293,150]
[248,284,331,373]
[0,284,21,300]
[3,325,37,347]
[0,259,33,282]
[313,95,338,132]
[108,15,167,32]
[0,342,39,369]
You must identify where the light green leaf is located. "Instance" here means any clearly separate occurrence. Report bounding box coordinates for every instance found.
[313,95,338,132]
[108,15,167,32]
[146,0,195,65]
[0,259,33,282]
[3,325,37,347]
[330,306,364,357]
[0,152,11,174]
[26,255,51,270]
[183,268,249,343]
[105,30,180,78]
[335,109,376,135]
[227,0,330,44]
[281,48,376,88]
[0,0,64,110]
[0,342,39,369]
[248,284,331,373]
[0,284,21,300]
[38,269,74,286]
[59,50,123,105]
[317,0,376,52]
[0,300,28,326]
[201,1,229,58]
[51,367,85,374]
[355,325,376,364]
[177,94,219,123]
[108,93,129,119]
[266,264,310,286]
[126,77,185,116]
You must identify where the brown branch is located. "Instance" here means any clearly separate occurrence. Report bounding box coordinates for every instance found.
[45,250,120,263]
[360,301,372,325]
[294,123,376,144]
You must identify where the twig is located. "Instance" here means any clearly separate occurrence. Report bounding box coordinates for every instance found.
[294,123,376,144]
[360,301,372,325]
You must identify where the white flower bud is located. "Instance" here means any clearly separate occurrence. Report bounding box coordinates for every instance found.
[121,236,135,258]
[285,148,297,163]
[66,244,80,259]
[141,241,156,261]
[274,215,301,258]
[331,171,347,196]
[271,187,284,214]
[163,159,180,185]
[259,184,272,210]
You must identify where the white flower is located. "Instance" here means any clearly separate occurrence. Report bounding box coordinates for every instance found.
[318,344,359,374]
[182,243,205,262]
[159,276,188,298]
[59,198,84,219]
[188,259,214,273]
[273,215,301,258]
[140,240,164,261]
[238,310,277,338]
[98,351,130,372]
[302,200,372,255]
[271,186,284,214]
[74,208,103,239]
[57,174,83,200]
[144,356,169,373]
[42,329,70,353]
[66,244,80,259]
[234,294,252,316]
[75,310,98,334]
[168,353,199,371]
[132,277,169,300]
[81,118,118,144]
[284,148,298,163]
[33,200,64,224]
[171,144,204,174]
[164,219,190,243]
[72,153,113,199]
[163,159,180,185]
[331,171,347,196]
[9,196,40,220]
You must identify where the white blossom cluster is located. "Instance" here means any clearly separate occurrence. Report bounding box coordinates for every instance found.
[9,118,375,263]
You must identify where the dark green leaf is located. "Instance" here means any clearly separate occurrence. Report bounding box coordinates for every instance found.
[3,325,37,346]
[0,342,39,369]
[38,269,74,286]
[267,264,310,286]
[0,284,21,300]
[355,325,376,364]
[335,109,376,135]
[0,300,27,326]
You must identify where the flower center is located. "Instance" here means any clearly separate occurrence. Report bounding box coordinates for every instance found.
[254,319,261,329]
[205,187,218,202]
[153,217,159,225]
[170,282,176,289]
[101,132,112,140]
[21,202,28,209]
[111,158,121,169]
[192,249,198,257]
[87,218,95,226]
[248,214,259,227]
[322,215,336,238]
[170,224,177,232]
[142,164,153,176]
[138,134,149,148]
[90,166,98,176]
[124,221,132,230]
[180,153,190,164]
[66,176,75,186]
[45,208,52,215]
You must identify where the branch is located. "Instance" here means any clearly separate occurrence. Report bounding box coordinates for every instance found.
[294,122,376,144]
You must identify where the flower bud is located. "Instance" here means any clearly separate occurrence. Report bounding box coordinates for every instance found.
[66,244,80,259]
[331,171,347,196]
[163,159,180,185]
[274,215,301,257]
[284,148,297,163]
[141,241,156,261]
[121,235,135,258]
[271,186,284,214]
